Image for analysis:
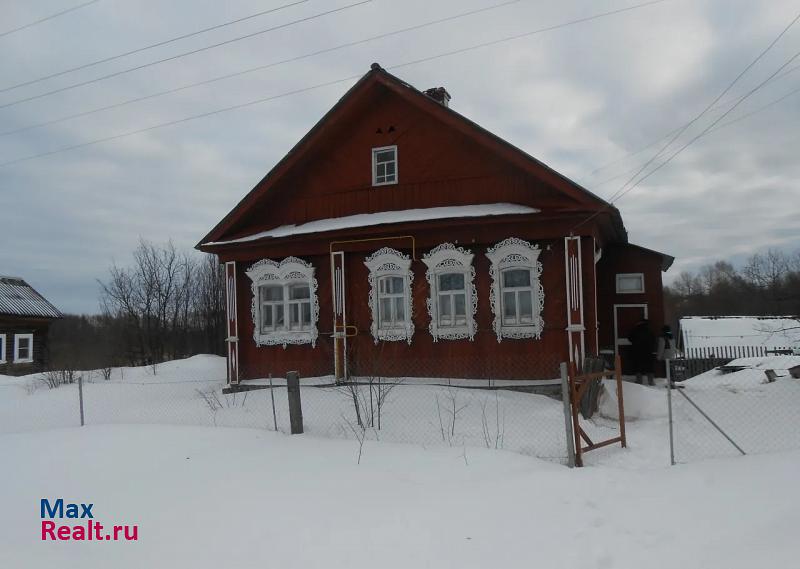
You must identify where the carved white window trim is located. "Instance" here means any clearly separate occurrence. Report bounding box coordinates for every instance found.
[486,237,545,342]
[422,243,477,342]
[364,247,414,344]
[245,257,319,348]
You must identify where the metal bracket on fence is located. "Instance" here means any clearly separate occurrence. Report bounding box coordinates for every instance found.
[675,387,746,457]
[268,373,278,432]
[78,376,85,427]
[560,363,576,468]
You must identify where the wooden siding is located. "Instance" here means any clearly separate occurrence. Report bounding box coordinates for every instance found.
[596,244,666,352]
[214,82,597,244]
[230,224,579,381]
[0,317,53,376]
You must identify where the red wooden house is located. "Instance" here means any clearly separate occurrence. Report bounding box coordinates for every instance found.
[197,64,673,385]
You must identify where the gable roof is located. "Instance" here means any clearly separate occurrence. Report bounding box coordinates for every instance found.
[0,276,62,319]
[197,63,626,248]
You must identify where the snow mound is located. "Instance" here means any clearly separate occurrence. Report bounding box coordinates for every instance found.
[598,379,666,421]
[687,355,800,391]
[725,354,800,371]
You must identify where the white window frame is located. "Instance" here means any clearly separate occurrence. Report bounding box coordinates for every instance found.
[13,333,34,363]
[245,257,319,348]
[486,237,545,342]
[616,273,645,294]
[371,145,398,186]
[422,243,477,342]
[365,247,414,344]
[0,334,6,364]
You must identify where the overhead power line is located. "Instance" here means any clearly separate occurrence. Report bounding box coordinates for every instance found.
[0,0,308,94]
[599,9,800,209]
[0,0,670,168]
[584,61,800,180]
[0,0,100,39]
[572,43,800,232]
[570,9,800,231]
[0,0,523,137]
[0,0,372,111]
[613,48,800,199]
[587,78,800,190]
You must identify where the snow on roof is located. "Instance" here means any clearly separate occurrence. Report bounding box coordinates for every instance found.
[680,316,800,350]
[204,203,539,246]
[0,276,62,319]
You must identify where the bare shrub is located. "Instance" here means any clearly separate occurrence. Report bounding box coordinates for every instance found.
[196,387,248,426]
[479,391,506,450]
[40,368,79,389]
[436,387,469,446]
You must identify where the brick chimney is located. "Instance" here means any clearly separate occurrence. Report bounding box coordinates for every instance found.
[424,87,451,108]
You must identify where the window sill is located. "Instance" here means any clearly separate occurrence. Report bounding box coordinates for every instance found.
[254,329,318,349]
[431,326,474,342]
[495,323,544,342]
[375,327,413,344]
[13,359,33,364]
[372,180,398,187]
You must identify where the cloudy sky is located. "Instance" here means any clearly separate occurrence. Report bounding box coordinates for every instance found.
[1,0,798,314]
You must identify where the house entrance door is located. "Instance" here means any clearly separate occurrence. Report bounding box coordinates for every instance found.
[614,304,648,374]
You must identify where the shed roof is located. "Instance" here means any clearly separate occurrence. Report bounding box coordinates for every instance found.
[0,276,62,319]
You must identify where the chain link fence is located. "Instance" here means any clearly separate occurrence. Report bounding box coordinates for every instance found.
[667,357,800,463]
[0,352,624,466]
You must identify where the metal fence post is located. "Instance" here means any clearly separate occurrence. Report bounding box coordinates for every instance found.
[666,359,675,465]
[286,371,304,435]
[77,375,85,427]
[560,362,576,468]
[268,373,278,432]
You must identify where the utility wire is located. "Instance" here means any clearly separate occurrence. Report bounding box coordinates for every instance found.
[0,0,99,39]
[0,0,308,94]
[0,0,522,137]
[588,74,800,190]
[599,9,800,208]
[572,44,800,232]
[0,0,669,168]
[0,1,372,111]
[585,60,800,179]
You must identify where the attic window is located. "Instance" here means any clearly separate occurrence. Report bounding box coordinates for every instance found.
[372,145,397,186]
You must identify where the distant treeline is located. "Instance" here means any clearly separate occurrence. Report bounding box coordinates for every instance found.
[665,248,800,324]
[49,240,225,371]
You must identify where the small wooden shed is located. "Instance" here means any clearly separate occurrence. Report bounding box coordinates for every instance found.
[0,276,62,376]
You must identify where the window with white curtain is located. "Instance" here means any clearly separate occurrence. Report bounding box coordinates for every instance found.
[486,237,544,341]
[422,243,477,341]
[246,257,319,348]
[365,247,414,344]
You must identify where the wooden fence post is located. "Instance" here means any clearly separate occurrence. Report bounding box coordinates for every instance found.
[286,371,304,435]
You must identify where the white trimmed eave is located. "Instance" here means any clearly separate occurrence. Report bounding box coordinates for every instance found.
[203,203,539,246]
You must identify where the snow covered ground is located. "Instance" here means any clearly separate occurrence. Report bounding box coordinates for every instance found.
[2,355,799,567]
[670,356,800,462]
[1,424,798,569]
